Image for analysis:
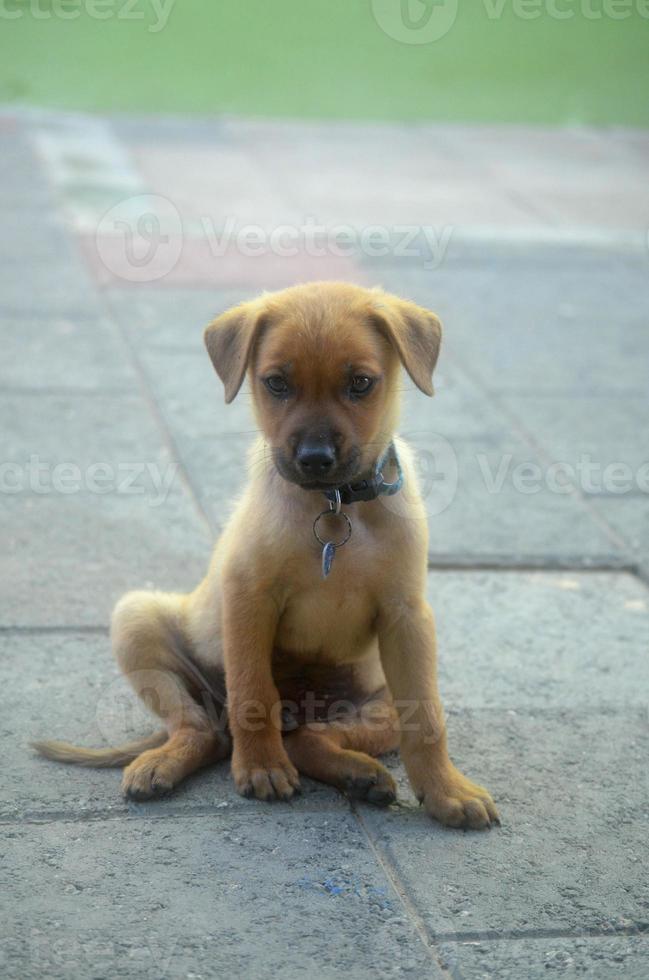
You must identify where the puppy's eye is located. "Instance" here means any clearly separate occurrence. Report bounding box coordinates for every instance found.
[349,375,374,397]
[264,375,290,396]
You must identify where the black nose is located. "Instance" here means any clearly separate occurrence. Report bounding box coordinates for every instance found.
[296,440,336,477]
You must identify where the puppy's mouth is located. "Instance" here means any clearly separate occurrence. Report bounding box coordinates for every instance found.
[293,477,347,491]
[272,448,364,491]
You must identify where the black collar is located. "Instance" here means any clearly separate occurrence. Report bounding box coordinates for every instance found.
[323,442,403,506]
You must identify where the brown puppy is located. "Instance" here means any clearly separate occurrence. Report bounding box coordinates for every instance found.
[34,281,498,829]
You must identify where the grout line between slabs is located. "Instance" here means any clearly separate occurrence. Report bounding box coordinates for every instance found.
[352,803,452,979]
[0,799,352,827]
[96,120,214,541]
[426,556,639,574]
[441,343,641,566]
[431,922,649,943]
[0,624,109,634]
[0,386,134,397]
[24,113,216,541]
[103,292,216,539]
[351,805,649,962]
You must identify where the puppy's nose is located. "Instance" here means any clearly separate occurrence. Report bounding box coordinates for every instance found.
[295,440,336,477]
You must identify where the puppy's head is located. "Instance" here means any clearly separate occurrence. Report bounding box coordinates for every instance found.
[204,282,441,489]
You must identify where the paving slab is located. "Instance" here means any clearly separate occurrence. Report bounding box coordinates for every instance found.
[448,307,649,399]
[106,287,258,348]
[0,256,102,319]
[438,935,649,980]
[422,436,624,566]
[6,685,648,975]
[590,497,649,583]
[359,708,649,939]
[115,118,649,238]
[133,142,306,230]
[0,314,136,392]
[134,346,255,442]
[401,369,511,443]
[1,814,438,980]
[0,125,56,210]
[376,248,649,396]
[0,208,75,266]
[115,345,255,531]
[429,570,649,711]
[0,392,179,491]
[0,493,210,628]
[499,394,649,489]
[0,122,107,315]
[2,630,132,819]
[437,126,649,194]
[167,433,253,534]
[536,186,649,234]
[125,122,474,232]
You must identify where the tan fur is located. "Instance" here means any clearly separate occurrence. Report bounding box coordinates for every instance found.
[30,730,168,767]
[33,282,498,829]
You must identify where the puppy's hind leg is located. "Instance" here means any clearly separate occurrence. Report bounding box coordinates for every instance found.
[111,590,229,801]
[284,697,400,806]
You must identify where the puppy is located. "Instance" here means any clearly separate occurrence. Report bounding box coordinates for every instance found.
[34,281,498,829]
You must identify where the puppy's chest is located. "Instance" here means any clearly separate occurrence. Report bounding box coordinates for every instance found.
[269,507,389,658]
[275,557,378,660]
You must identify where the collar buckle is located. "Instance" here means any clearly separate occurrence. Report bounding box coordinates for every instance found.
[323,442,403,507]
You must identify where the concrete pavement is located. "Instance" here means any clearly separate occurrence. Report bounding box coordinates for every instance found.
[1,109,648,979]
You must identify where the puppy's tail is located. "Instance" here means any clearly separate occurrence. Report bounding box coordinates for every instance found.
[31,730,168,768]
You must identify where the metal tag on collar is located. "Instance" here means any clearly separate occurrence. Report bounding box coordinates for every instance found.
[313,489,352,579]
[321,541,336,578]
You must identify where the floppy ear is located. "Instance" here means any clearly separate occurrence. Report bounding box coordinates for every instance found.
[204,301,267,403]
[371,293,442,396]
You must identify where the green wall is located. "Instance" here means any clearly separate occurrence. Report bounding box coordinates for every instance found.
[1,0,648,124]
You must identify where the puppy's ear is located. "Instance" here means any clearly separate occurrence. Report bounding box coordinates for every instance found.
[204,301,267,403]
[371,293,442,396]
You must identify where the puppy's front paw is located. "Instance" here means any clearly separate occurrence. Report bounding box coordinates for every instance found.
[122,748,179,801]
[232,747,301,802]
[419,765,499,830]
